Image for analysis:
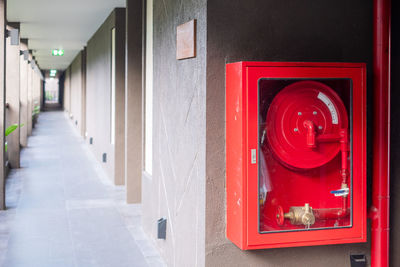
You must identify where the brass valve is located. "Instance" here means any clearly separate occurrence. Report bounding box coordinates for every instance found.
[284,203,315,228]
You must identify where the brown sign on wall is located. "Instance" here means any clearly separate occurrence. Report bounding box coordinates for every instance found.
[176,19,196,60]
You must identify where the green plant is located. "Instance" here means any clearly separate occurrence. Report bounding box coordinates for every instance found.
[33,105,40,115]
[5,124,24,152]
[45,91,53,101]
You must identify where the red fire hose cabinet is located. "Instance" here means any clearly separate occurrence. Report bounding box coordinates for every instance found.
[226,62,366,249]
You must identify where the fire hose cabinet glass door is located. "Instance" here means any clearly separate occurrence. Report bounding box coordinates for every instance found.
[226,62,366,250]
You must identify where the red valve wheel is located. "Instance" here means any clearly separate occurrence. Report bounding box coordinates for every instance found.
[276,205,285,226]
[266,81,348,170]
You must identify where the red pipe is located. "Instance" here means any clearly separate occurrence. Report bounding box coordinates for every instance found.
[372,0,391,266]
[314,208,349,220]
[339,129,349,185]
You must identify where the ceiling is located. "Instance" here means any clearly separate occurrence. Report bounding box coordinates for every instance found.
[7,0,126,71]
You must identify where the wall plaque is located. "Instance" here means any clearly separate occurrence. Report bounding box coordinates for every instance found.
[176,19,196,60]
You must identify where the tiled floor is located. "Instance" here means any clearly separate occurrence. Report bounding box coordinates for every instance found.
[0,111,165,267]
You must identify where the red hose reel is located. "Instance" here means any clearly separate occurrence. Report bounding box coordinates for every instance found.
[266,80,348,170]
[264,81,350,227]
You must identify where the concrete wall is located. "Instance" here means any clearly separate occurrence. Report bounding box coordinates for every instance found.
[5,25,21,168]
[19,41,28,147]
[205,1,372,266]
[33,69,40,109]
[125,0,142,203]
[142,0,206,266]
[70,52,83,134]
[59,72,65,107]
[114,9,125,186]
[26,54,33,136]
[32,68,41,123]
[85,8,125,184]
[81,48,87,138]
[63,67,71,116]
[0,0,5,210]
[40,77,44,111]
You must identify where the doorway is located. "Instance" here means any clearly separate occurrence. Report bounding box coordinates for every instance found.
[44,77,61,110]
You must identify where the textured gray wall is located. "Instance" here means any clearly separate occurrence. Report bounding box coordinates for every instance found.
[85,9,125,184]
[86,11,115,181]
[205,1,372,266]
[70,52,83,134]
[142,0,206,266]
[80,48,87,138]
[63,67,71,115]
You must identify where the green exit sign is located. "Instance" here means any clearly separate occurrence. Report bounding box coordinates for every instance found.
[50,69,57,77]
[52,49,64,56]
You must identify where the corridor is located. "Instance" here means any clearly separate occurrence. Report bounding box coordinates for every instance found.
[0,111,164,267]
[1,0,394,266]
